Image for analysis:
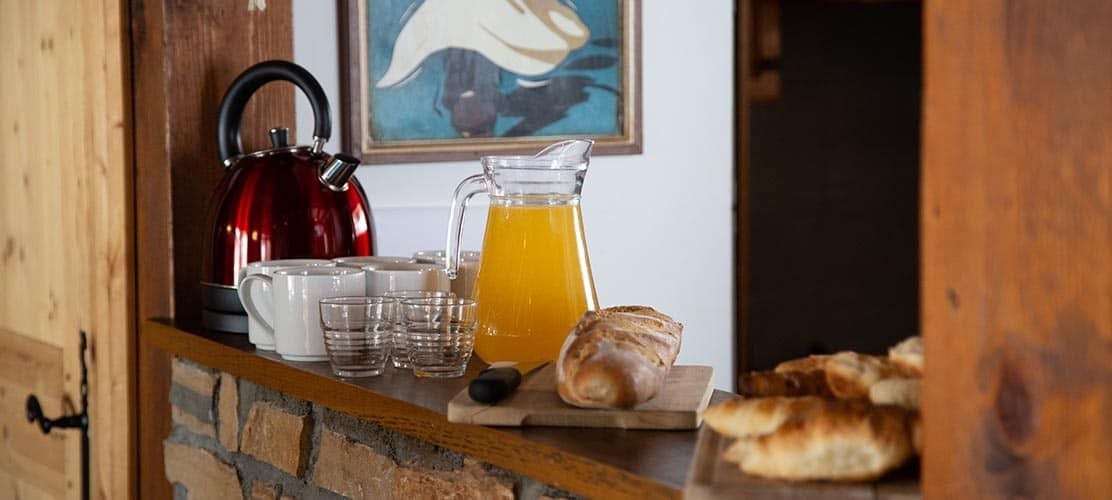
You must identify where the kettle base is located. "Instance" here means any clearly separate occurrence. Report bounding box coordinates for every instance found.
[201,282,247,314]
[201,308,249,333]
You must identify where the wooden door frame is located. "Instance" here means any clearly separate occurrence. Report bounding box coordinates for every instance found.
[920,0,1111,496]
[131,1,295,497]
[734,0,752,384]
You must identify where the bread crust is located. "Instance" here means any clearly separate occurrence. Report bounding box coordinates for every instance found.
[888,336,924,376]
[868,377,921,410]
[556,306,682,409]
[738,370,832,398]
[774,355,831,374]
[704,396,825,438]
[824,352,904,400]
[723,400,913,482]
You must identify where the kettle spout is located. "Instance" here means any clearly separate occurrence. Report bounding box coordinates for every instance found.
[318,154,361,191]
[534,139,593,168]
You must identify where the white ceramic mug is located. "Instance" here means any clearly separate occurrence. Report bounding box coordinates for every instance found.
[412,250,480,264]
[332,255,414,267]
[412,250,480,298]
[454,259,481,299]
[239,266,365,361]
[338,262,449,296]
[238,259,335,350]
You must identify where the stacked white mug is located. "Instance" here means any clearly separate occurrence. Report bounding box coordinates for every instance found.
[237,259,335,351]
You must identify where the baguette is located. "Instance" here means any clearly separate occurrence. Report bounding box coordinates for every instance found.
[868,377,921,410]
[556,306,682,409]
[703,396,825,438]
[774,355,831,374]
[824,352,905,400]
[888,336,924,376]
[723,399,914,482]
[738,370,832,398]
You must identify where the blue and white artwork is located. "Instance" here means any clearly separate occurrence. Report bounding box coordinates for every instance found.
[367,0,623,142]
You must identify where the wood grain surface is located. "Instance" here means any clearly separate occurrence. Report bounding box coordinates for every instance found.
[685,426,920,500]
[0,330,66,499]
[0,0,134,497]
[921,0,1111,498]
[448,364,714,429]
[130,1,294,498]
[145,318,739,499]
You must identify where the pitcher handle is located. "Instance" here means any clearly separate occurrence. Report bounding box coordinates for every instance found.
[446,173,488,280]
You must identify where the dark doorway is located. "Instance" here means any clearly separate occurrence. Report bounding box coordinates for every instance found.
[741,1,922,371]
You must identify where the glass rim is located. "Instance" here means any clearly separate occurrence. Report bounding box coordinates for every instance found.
[319,296,392,306]
[380,290,455,299]
[399,297,476,307]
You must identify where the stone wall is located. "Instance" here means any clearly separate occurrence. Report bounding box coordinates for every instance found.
[166,357,577,500]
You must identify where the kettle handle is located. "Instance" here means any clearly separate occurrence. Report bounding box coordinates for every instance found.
[217,60,331,165]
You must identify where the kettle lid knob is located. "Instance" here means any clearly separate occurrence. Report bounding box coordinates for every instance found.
[268,127,289,148]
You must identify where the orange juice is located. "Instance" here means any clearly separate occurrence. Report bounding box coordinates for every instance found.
[471,202,598,363]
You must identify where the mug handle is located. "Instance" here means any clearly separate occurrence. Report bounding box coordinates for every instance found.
[238,274,275,335]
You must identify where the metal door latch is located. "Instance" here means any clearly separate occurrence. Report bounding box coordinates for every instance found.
[26,331,90,500]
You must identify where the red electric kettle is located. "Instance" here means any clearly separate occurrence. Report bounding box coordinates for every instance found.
[201,60,374,332]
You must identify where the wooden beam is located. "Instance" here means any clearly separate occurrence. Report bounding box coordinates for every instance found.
[921,0,1111,497]
[131,1,294,498]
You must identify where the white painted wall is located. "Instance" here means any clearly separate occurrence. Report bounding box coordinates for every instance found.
[293,1,736,389]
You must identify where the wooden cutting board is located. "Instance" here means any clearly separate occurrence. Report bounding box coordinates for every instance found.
[447,364,714,429]
[685,426,921,499]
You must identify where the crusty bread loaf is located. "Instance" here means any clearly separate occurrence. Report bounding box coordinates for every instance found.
[738,370,832,398]
[888,336,923,376]
[908,411,922,456]
[556,306,682,409]
[824,352,905,400]
[868,377,921,410]
[722,399,914,482]
[704,396,825,438]
[774,355,831,374]
[708,338,926,482]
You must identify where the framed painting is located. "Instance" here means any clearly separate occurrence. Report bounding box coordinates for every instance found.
[339,0,642,163]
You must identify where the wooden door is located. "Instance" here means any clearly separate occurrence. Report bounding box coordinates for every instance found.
[0,1,133,499]
[922,0,1110,497]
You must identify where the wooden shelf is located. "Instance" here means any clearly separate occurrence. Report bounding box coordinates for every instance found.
[143,318,731,499]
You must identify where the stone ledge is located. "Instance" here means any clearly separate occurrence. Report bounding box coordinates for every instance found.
[163,440,240,500]
[240,401,312,477]
[312,427,396,498]
[171,357,217,397]
[392,458,515,499]
[171,405,215,438]
[218,373,240,451]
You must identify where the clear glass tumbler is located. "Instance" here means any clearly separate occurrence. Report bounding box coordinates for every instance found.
[382,290,454,369]
[319,297,394,377]
[400,297,477,378]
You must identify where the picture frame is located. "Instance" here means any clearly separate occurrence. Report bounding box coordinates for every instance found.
[339,0,642,163]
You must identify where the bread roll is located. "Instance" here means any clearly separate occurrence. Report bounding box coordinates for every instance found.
[738,370,832,398]
[556,306,682,409]
[868,377,921,410]
[888,336,924,376]
[908,411,923,456]
[723,399,913,482]
[774,355,831,374]
[824,352,905,400]
[704,396,825,438]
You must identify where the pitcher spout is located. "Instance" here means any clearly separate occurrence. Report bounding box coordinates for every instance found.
[533,139,594,168]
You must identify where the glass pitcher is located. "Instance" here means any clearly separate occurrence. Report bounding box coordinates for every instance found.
[446,140,599,364]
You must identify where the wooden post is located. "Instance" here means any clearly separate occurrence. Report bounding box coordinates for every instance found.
[132,1,294,497]
[921,0,1111,497]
